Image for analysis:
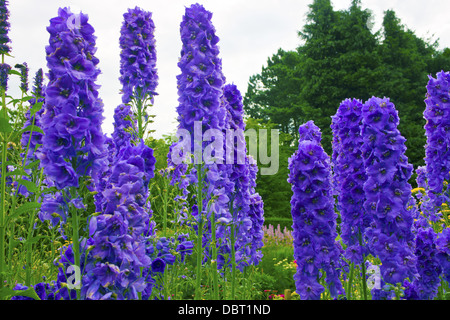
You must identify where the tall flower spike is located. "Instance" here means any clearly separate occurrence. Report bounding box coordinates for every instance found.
[39,7,105,190]
[216,83,264,271]
[423,71,450,217]
[119,7,158,140]
[288,120,344,300]
[0,0,10,55]
[168,3,227,208]
[119,7,158,104]
[331,98,370,264]
[361,97,417,287]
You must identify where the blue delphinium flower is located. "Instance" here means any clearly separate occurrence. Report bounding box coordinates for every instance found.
[331,98,370,264]
[213,83,264,271]
[288,120,344,300]
[168,3,229,270]
[0,0,10,55]
[423,71,450,215]
[361,97,417,287]
[119,6,158,105]
[436,228,450,283]
[39,7,105,190]
[111,103,137,152]
[0,63,10,92]
[83,141,156,300]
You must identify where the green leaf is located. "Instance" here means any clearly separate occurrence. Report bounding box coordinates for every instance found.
[30,101,44,117]
[16,179,39,193]
[8,69,22,76]
[0,287,41,300]
[0,116,12,133]
[21,96,34,102]
[7,201,41,223]
[23,235,46,245]
[21,124,44,135]
[5,168,28,178]
[24,159,40,170]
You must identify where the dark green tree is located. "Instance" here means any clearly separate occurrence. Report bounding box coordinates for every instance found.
[244,49,304,141]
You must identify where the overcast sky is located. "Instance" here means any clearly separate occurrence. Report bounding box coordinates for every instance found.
[7,0,450,138]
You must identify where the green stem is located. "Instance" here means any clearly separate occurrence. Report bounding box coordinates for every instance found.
[0,57,7,292]
[70,188,81,300]
[361,256,368,300]
[195,164,204,300]
[347,262,354,300]
[230,223,236,300]
[162,177,168,237]
[210,199,219,300]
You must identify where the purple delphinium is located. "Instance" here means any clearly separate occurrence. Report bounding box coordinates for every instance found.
[214,83,264,271]
[39,7,105,190]
[119,7,158,105]
[168,3,228,268]
[436,228,450,283]
[0,63,10,92]
[111,103,137,152]
[0,0,10,55]
[361,97,417,287]
[83,141,156,300]
[288,120,344,300]
[331,98,370,264]
[423,71,450,214]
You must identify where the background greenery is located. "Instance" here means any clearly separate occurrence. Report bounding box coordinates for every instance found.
[242,0,450,225]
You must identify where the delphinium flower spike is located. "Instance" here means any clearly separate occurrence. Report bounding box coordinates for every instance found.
[331,98,370,264]
[0,0,11,55]
[83,141,156,300]
[423,71,450,220]
[167,3,229,299]
[119,6,158,139]
[361,97,417,290]
[288,120,344,300]
[220,83,264,270]
[40,7,105,190]
[39,7,106,299]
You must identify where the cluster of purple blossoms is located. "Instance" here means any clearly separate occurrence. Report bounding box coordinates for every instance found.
[404,166,442,300]
[0,63,10,91]
[111,103,137,152]
[119,6,158,105]
[39,7,105,191]
[436,228,450,283]
[423,71,450,212]
[168,3,228,258]
[215,83,264,271]
[288,121,344,300]
[83,141,156,300]
[0,0,10,54]
[361,97,417,286]
[331,98,369,263]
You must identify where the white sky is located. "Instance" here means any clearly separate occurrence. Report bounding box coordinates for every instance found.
[7,0,450,139]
